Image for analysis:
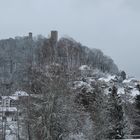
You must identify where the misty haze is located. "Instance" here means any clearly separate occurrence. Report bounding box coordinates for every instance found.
[0,0,140,140]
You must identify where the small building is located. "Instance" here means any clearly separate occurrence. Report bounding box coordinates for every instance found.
[0,107,17,121]
[0,96,18,107]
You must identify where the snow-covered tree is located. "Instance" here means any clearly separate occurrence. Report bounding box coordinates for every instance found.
[107,85,126,139]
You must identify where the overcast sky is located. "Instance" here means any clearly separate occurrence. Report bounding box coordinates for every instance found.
[0,0,140,79]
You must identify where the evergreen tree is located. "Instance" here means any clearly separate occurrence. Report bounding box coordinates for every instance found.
[121,71,126,80]
[132,95,140,135]
[107,85,125,139]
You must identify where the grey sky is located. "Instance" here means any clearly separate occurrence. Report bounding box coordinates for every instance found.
[0,0,140,79]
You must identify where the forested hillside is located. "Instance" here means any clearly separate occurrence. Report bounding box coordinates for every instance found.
[0,31,118,94]
[0,31,139,140]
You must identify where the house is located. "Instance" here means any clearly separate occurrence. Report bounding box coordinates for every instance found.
[1,96,18,107]
[0,96,18,121]
[0,107,17,121]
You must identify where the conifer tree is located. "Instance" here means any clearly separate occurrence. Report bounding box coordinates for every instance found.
[107,85,125,139]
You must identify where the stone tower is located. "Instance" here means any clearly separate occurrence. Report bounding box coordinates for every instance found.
[29,32,33,39]
[51,30,58,44]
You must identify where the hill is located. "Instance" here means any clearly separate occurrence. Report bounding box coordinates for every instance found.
[0,31,139,140]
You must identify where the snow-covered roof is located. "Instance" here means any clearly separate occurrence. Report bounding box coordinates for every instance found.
[0,107,17,112]
[117,87,140,103]
[123,77,137,84]
[73,81,94,93]
[118,88,125,95]
[1,96,18,100]
[117,87,140,98]
[99,75,116,82]
[69,133,86,140]
[13,91,29,97]
[79,65,90,71]
[131,88,140,97]
[74,81,89,88]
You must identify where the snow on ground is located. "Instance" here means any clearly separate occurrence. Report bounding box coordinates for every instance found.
[123,77,136,83]
[117,86,140,103]
[68,132,88,140]
[118,87,139,98]
[73,81,94,92]
[6,134,16,140]
[104,88,111,95]
[0,121,18,140]
[73,81,88,88]
[5,121,18,140]
[131,88,140,97]
[118,88,125,95]
[79,65,90,71]
[99,75,116,82]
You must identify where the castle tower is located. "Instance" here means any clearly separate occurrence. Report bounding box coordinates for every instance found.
[51,30,58,44]
[29,32,33,39]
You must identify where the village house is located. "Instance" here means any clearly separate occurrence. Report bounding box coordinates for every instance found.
[0,107,17,120]
[0,96,18,107]
[0,96,18,121]
[0,91,28,121]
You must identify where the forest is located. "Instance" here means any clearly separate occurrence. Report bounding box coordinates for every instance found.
[0,31,139,140]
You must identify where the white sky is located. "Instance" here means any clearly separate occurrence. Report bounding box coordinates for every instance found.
[0,0,140,79]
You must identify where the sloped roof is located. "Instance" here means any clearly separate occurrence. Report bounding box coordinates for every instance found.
[13,91,29,97]
[0,107,17,112]
[1,96,18,100]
